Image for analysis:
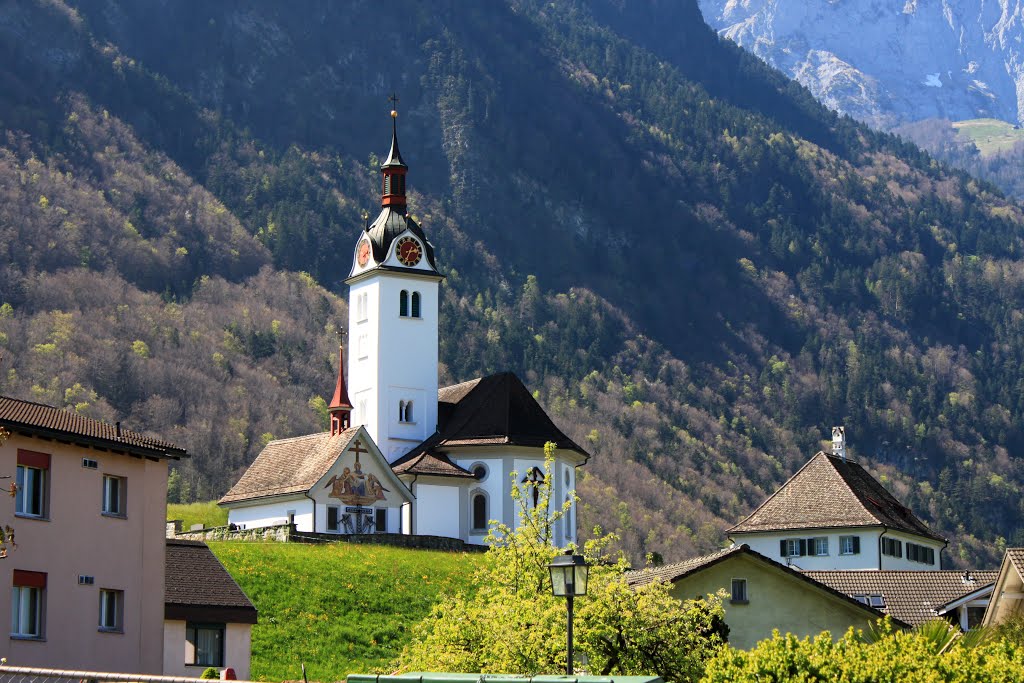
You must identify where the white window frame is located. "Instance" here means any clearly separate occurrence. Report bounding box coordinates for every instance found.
[839,535,859,555]
[783,538,803,557]
[811,536,829,556]
[11,584,43,638]
[15,465,46,518]
[102,475,126,517]
[98,588,123,632]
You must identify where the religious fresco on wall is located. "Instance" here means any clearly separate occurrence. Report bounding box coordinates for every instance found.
[325,439,390,505]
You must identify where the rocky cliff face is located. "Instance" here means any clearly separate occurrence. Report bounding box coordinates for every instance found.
[699,0,1024,128]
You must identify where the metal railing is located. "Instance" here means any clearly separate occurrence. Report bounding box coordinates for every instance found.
[0,666,255,683]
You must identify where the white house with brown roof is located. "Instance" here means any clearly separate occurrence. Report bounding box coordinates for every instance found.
[220,114,588,545]
[0,395,186,672]
[164,539,257,679]
[982,548,1024,628]
[728,428,946,571]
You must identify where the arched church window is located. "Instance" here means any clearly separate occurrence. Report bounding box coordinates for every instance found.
[357,293,368,322]
[564,495,572,540]
[472,491,488,532]
[411,292,421,318]
[399,290,409,317]
[399,400,406,422]
[399,400,413,423]
[521,467,545,508]
[405,401,413,422]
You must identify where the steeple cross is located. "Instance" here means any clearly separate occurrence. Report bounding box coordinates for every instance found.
[349,440,368,457]
[388,93,400,112]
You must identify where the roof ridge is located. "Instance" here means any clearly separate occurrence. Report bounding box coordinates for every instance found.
[728,451,838,531]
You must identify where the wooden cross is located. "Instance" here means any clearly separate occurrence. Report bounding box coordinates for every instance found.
[349,440,368,457]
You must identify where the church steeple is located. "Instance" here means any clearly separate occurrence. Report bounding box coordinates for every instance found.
[381,95,407,211]
[329,344,352,435]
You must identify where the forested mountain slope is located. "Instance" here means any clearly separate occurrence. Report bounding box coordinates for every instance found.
[1,0,1023,566]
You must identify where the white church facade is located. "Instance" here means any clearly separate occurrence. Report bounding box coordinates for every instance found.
[220,111,588,546]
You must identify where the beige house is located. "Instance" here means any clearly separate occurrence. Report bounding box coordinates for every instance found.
[164,539,257,679]
[628,544,900,649]
[982,548,1024,627]
[0,395,186,672]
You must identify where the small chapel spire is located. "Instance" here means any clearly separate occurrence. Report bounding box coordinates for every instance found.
[381,94,408,211]
[329,344,353,435]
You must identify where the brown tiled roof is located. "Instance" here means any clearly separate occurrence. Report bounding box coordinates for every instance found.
[729,452,943,541]
[165,539,257,624]
[219,429,359,503]
[393,372,588,473]
[626,546,741,587]
[0,394,186,459]
[391,452,474,478]
[1006,548,1024,578]
[805,570,997,627]
[627,544,905,627]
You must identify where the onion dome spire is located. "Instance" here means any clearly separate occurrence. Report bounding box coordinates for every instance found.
[381,94,408,211]
[329,344,352,435]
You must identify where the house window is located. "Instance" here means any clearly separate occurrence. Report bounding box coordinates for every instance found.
[375,508,387,533]
[471,492,488,532]
[186,622,225,667]
[327,506,340,532]
[15,450,49,519]
[98,589,123,632]
[11,570,45,638]
[840,535,861,555]
[907,542,935,565]
[731,578,748,604]
[411,292,421,318]
[399,290,409,317]
[810,537,829,556]
[882,537,903,558]
[102,475,125,517]
[780,538,806,558]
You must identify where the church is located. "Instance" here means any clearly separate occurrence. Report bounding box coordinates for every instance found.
[219,110,589,546]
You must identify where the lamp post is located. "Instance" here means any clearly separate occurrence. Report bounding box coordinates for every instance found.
[548,550,590,676]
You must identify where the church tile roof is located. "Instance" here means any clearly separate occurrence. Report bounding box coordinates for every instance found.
[0,394,186,460]
[391,452,474,478]
[805,570,997,627]
[165,539,257,624]
[392,372,588,475]
[219,429,359,504]
[1007,548,1024,577]
[729,452,943,541]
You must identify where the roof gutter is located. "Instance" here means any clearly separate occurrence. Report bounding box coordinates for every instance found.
[878,525,889,570]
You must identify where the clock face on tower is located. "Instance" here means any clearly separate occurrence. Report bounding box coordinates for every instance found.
[357,240,371,267]
[396,236,422,267]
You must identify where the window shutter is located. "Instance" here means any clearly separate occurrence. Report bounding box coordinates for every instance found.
[780,540,788,557]
[852,536,860,554]
[897,540,903,558]
[798,539,807,557]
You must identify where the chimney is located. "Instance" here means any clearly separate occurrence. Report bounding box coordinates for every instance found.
[832,426,846,461]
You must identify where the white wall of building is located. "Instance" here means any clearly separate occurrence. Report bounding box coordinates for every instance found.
[414,482,461,538]
[227,497,313,532]
[738,528,945,571]
[163,620,252,679]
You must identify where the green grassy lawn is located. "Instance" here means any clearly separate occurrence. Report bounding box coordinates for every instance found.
[953,118,1024,155]
[167,500,229,530]
[208,541,481,682]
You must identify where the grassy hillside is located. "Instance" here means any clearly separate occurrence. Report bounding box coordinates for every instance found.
[209,542,480,681]
[953,118,1024,155]
[168,501,228,530]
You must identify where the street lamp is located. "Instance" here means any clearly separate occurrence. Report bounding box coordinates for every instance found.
[548,550,590,676]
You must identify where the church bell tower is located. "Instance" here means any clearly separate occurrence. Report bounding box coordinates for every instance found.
[345,103,443,462]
